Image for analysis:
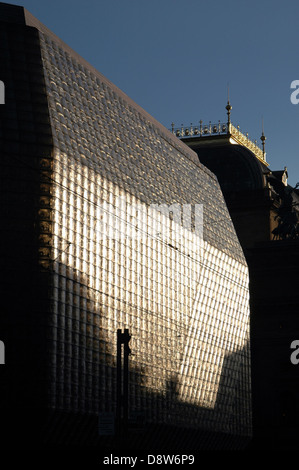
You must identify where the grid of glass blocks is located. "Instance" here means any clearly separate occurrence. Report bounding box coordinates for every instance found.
[38,30,251,436]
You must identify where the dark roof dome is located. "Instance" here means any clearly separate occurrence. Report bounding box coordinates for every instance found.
[195,144,267,193]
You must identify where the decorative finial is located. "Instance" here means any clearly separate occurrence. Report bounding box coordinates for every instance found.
[226,83,232,127]
[260,116,266,159]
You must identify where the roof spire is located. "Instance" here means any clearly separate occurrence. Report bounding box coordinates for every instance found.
[225,83,232,127]
[260,116,266,160]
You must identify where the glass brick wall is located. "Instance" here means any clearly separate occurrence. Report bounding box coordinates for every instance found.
[38,30,251,437]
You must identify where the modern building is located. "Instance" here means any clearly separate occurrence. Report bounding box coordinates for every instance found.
[0,3,252,450]
[175,104,299,450]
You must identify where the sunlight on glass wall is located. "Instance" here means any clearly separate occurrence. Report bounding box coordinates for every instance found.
[39,30,251,435]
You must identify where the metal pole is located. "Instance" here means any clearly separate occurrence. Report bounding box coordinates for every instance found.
[123,329,131,435]
[116,329,122,438]
[116,328,131,441]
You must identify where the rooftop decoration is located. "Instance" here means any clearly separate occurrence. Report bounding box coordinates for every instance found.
[171,100,268,166]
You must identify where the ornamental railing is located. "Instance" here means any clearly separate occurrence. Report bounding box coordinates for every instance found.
[171,121,266,163]
[171,121,228,138]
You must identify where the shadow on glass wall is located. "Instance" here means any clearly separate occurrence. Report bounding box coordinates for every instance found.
[1,260,251,451]
[0,254,252,452]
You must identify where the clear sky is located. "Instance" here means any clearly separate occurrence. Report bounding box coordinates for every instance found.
[2,0,299,185]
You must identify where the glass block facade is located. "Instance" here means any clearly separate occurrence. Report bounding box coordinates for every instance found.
[0,4,251,449]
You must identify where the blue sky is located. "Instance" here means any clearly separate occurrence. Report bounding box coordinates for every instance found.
[3,0,299,185]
